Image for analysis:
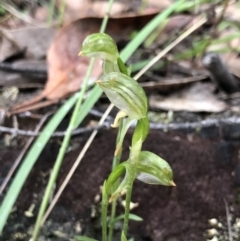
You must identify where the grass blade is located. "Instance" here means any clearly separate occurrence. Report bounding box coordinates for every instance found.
[0,92,80,233]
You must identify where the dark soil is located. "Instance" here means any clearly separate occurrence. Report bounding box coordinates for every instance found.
[1,125,240,241]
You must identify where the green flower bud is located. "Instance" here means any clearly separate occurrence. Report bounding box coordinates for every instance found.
[79,33,119,62]
[97,72,148,120]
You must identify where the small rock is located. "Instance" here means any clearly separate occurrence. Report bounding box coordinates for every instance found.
[208,218,218,226]
[207,228,219,237]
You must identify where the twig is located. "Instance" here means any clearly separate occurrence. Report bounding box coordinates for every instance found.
[210,0,231,39]
[201,0,233,55]
[0,113,51,195]
[133,14,207,80]
[0,62,47,78]
[89,109,113,121]
[0,123,110,137]
[1,2,47,28]
[149,116,240,130]
[223,198,233,241]
[3,116,240,137]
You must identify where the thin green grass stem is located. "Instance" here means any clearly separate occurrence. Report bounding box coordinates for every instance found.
[108,119,123,241]
[58,0,66,26]
[31,58,96,241]
[99,0,114,33]
[122,133,143,237]
[122,122,144,238]
[120,0,185,61]
[108,198,117,241]
[48,0,56,26]
[102,183,109,241]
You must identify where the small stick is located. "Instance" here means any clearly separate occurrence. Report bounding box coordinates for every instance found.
[0,123,109,137]
[41,104,114,226]
[223,198,233,241]
[3,116,240,137]
[134,14,207,80]
[9,99,58,115]
[200,0,232,55]
[149,116,240,130]
[1,2,47,27]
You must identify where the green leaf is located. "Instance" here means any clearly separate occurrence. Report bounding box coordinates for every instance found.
[121,231,128,241]
[115,117,136,156]
[117,57,130,76]
[80,33,119,62]
[136,151,175,186]
[105,163,126,195]
[75,235,99,241]
[103,60,120,74]
[106,162,133,202]
[110,213,143,224]
[132,117,149,146]
[97,72,148,120]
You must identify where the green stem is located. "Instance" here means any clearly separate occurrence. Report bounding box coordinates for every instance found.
[102,183,109,241]
[123,168,135,237]
[108,199,117,241]
[48,0,56,26]
[122,119,144,237]
[108,156,122,240]
[99,0,114,33]
[57,0,66,26]
[108,119,123,241]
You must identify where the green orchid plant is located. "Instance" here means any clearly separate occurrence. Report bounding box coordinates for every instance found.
[79,33,175,241]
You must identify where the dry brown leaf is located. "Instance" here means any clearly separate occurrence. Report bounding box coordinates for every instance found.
[0,29,20,62]
[88,1,130,18]
[225,1,240,21]
[34,6,49,22]
[9,19,103,113]
[141,75,206,92]
[0,27,56,60]
[59,0,166,24]
[9,13,163,113]
[205,52,240,81]
[59,0,130,24]
[44,13,164,100]
[145,0,171,9]
[149,82,227,112]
